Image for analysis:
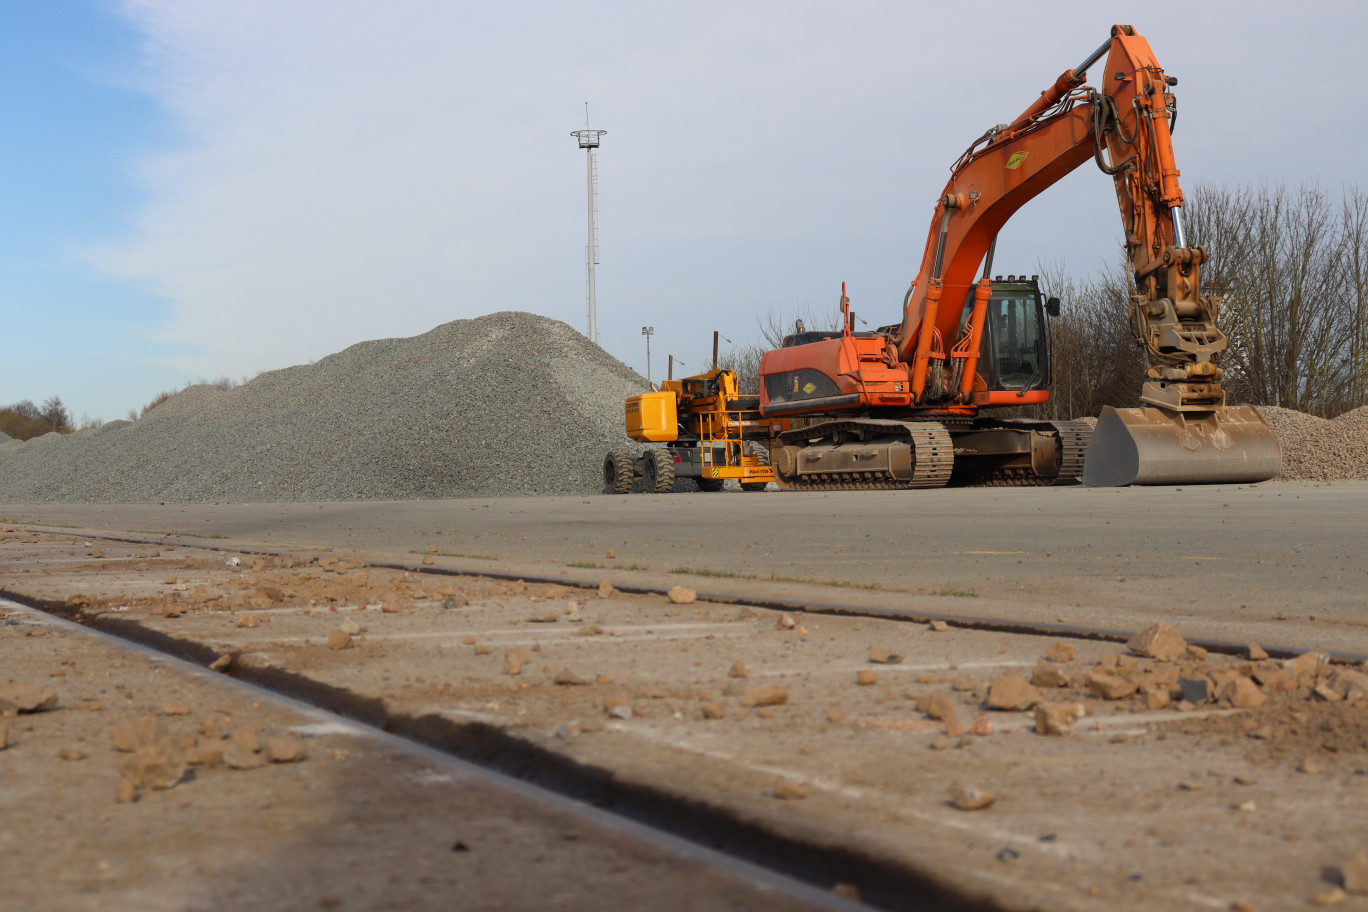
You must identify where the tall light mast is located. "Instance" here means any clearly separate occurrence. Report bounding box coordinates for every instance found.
[571,105,606,345]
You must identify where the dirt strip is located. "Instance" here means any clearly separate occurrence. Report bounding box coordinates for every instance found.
[5,528,1368,911]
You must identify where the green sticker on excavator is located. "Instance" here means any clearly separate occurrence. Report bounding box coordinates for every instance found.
[1005,151,1028,170]
[802,382,817,395]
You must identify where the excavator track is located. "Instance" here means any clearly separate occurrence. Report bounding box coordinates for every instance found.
[1050,419,1093,484]
[957,418,1094,487]
[773,420,954,491]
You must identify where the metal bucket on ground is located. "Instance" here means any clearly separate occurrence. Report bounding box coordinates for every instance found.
[1081,405,1281,487]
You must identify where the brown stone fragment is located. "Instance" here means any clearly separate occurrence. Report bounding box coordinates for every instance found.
[0,683,58,714]
[421,555,435,565]
[948,785,995,810]
[1185,644,1208,661]
[115,778,138,804]
[0,723,7,750]
[924,695,957,723]
[118,731,187,789]
[1144,687,1172,711]
[855,670,878,686]
[186,742,225,766]
[773,779,807,800]
[929,620,949,632]
[951,677,977,692]
[667,586,696,605]
[57,746,85,761]
[1127,623,1187,661]
[967,716,993,736]
[700,703,725,720]
[727,661,748,679]
[502,647,531,676]
[1085,671,1138,700]
[474,644,491,656]
[1045,641,1075,662]
[742,687,788,708]
[235,612,260,628]
[1219,677,1268,708]
[825,709,845,722]
[232,726,261,754]
[1246,643,1269,661]
[1314,683,1343,703]
[209,655,233,672]
[112,717,164,753]
[1288,651,1327,677]
[597,579,613,599]
[553,669,590,686]
[382,601,402,613]
[1031,662,1070,688]
[443,592,468,609]
[224,742,266,770]
[1341,851,1368,895]
[868,647,903,665]
[1313,888,1349,906]
[1326,669,1368,702]
[161,702,191,716]
[264,735,308,763]
[986,673,1041,710]
[327,629,353,650]
[1035,702,1085,735]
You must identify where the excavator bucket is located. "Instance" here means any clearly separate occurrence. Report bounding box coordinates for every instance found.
[1081,405,1281,486]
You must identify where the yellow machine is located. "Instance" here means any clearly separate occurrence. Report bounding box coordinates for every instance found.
[604,368,784,493]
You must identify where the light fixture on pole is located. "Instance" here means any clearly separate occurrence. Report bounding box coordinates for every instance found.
[642,326,655,386]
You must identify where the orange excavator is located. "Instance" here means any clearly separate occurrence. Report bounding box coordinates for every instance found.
[758,25,1280,488]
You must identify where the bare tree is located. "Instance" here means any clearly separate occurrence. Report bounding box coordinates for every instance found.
[40,396,71,430]
[1187,181,1356,415]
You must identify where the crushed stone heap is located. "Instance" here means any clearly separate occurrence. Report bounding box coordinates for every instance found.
[0,312,648,503]
[1256,405,1368,483]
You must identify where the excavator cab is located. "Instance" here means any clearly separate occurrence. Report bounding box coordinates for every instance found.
[975,278,1051,394]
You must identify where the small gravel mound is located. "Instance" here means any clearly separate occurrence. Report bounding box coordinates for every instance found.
[1259,404,1368,482]
[0,312,649,503]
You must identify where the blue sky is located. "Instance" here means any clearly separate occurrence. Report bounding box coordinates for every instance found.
[4,1,1366,423]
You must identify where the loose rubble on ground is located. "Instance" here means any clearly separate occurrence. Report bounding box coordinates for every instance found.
[1,313,1366,503]
[5,528,1368,910]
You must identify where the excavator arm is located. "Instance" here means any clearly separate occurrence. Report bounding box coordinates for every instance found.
[895,25,1278,484]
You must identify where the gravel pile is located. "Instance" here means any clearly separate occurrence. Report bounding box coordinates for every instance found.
[1257,404,1368,482]
[0,312,650,503]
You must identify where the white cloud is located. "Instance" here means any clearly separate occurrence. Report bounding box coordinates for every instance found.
[92,0,1368,380]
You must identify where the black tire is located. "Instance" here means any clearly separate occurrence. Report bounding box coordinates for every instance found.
[603,451,634,494]
[696,477,725,492]
[741,441,771,491]
[643,450,676,494]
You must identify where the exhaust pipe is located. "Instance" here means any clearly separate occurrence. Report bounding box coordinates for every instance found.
[1081,405,1281,486]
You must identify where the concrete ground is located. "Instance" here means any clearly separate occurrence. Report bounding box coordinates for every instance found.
[2,480,1366,911]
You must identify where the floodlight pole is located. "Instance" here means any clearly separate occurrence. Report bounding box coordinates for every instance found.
[571,107,606,345]
[642,326,655,386]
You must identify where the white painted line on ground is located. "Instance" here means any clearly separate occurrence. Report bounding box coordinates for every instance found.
[608,722,1081,859]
